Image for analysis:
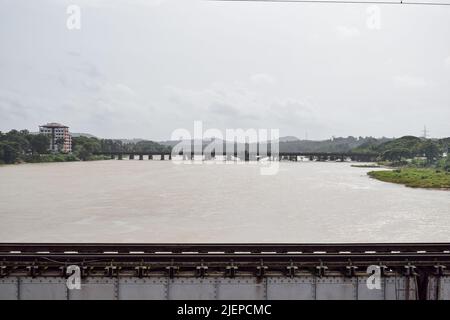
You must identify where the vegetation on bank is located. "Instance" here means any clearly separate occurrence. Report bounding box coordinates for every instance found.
[279,136,392,153]
[353,136,450,189]
[0,130,169,164]
[368,168,450,189]
[352,136,449,164]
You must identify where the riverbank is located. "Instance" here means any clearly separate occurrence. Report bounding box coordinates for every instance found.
[0,154,110,165]
[351,164,381,168]
[368,168,450,189]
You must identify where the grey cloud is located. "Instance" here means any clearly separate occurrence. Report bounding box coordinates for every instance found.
[0,0,449,139]
[393,75,428,88]
[208,102,240,117]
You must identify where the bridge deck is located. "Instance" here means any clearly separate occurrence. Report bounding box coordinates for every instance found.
[1,243,449,269]
[1,243,449,300]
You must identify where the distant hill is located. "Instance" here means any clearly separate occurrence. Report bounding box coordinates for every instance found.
[277,136,300,143]
[279,136,392,153]
[116,138,145,144]
[71,133,98,139]
[159,140,183,147]
[158,136,393,153]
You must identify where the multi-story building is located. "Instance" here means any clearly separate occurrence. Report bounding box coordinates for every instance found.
[39,123,72,153]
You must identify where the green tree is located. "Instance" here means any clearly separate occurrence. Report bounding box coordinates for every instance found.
[72,136,101,160]
[55,137,65,152]
[29,134,50,155]
[419,140,441,164]
[438,156,450,171]
[382,148,411,162]
[0,141,20,164]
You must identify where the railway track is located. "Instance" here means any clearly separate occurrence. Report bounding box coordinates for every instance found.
[2,242,449,254]
[1,243,449,273]
[1,243,449,300]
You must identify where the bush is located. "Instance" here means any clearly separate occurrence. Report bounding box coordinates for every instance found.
[438,156,450,172]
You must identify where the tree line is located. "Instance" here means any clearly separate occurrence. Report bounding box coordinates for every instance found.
[0,130,52,164]
[352,136,450,170]
[73,137,171,160]
[0,130,170,164]
[1,129,448,170]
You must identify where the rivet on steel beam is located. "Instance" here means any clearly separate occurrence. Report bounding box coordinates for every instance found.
[256,260,268,278]
[166,265,179,278]
[196,261,208,278]
[434,264,446,276]
[26,264,39,278]
[404,263,418,277]
[226,261,238,278]
[377,263,388,276]
[286,261,298,278]
[316,261,328,278]
[135,264,149,278]
[0,264,7,278]
[60,265,67,277]
[80,265,91,278]
[346,261,358,277]
[105,262,119,278]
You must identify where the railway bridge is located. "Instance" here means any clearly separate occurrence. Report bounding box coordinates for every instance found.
[96,151,377,162]
[1,243,449,300]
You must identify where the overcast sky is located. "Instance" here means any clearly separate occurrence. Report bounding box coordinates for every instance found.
[0,0,449,140]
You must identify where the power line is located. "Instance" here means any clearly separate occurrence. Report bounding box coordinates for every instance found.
[210,0,450,6]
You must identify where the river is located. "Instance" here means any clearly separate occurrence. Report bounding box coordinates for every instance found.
[0,160,449,242]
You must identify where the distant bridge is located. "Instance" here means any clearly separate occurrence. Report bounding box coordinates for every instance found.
[0,243,449,300]
[96,151,378,162]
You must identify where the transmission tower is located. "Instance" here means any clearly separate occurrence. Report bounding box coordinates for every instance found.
[422,125,429,139]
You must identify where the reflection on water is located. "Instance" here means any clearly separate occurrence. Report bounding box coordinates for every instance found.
[0,160,449,242]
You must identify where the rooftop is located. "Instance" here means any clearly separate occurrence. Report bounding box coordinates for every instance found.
[40,123,69,128]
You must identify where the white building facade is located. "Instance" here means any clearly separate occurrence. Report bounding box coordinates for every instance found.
[39,123,72,153]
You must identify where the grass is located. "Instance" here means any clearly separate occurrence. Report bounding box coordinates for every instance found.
[351,164,381,168]
[24,153,79,163]
[368,168,450,189]
[9,154,111,164]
